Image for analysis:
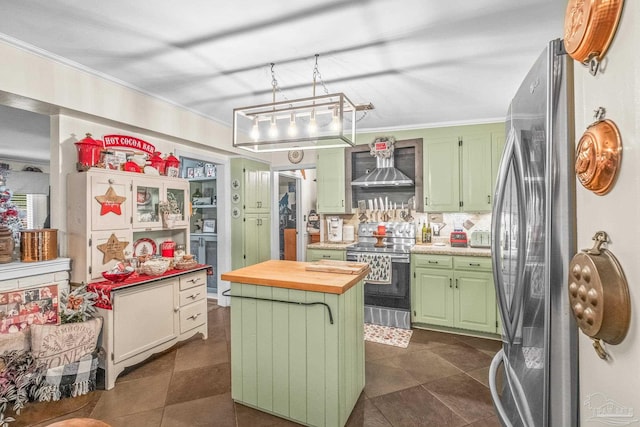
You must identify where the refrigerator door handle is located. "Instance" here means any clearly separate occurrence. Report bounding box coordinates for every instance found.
[490,349,537,427]
[489,350,513,427]
[492,128,528,344]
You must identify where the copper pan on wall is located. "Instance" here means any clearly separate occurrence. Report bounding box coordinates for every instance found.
[575,107,621,196]
[564,0,625,75]
[568,231,630,359]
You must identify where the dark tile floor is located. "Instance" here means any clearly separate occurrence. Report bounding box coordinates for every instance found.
[15,301,502,426]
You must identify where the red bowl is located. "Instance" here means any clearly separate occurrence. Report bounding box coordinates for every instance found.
[102,271,133,283]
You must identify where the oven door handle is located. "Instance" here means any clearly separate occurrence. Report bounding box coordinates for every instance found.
[346,253,410,263]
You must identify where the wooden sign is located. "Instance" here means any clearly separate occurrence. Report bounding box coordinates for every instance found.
[97,233,129,264]
[103,134,156,155]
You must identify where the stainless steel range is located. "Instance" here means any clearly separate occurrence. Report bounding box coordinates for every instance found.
[346,221,415,329]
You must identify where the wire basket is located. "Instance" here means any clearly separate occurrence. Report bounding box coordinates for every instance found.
[139,258,170,276]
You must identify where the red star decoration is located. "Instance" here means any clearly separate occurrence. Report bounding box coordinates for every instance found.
[95,186,127,216]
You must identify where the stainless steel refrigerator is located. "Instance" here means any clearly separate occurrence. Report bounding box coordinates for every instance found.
[489,39,578,427]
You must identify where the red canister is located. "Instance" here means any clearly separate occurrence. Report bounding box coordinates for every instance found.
[74,133,104,171]
[164,153,180,177]
[161,240,176,258]
[377,225,386,236]
[149,151,166,175]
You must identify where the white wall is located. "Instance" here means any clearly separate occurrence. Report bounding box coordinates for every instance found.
[574,3,640,424]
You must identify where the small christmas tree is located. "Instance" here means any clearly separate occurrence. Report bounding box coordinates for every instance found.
[0,167,24,249]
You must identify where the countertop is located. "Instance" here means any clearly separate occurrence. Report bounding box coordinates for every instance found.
[307,242,491,257]
[307,242,355,250]
[411,244,491,257]
[221,260,368,295]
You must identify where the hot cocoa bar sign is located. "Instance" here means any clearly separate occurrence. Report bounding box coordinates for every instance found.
[102,134,155,155]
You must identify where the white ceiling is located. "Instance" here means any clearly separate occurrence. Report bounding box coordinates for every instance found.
[0,0,566,156]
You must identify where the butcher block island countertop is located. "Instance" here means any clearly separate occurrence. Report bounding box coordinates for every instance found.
[221,260,366,427]
[220,259,368,294]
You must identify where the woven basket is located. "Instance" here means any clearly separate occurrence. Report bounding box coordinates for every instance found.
[140,259,169,276]
[175,260,197,270]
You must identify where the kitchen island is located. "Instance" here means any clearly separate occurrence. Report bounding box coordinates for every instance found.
[221,260,368,427]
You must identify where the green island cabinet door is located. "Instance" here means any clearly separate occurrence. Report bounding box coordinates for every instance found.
[243,213,270,266]
[413,267,455,327]
[453,270,497,333]
[230,281,365,427]
[423,136,460,212]
[316,148,346,214]
[460,133,493,212]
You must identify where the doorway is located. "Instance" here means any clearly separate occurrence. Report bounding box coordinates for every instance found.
[278,173,298,260]
[178,154,227,299]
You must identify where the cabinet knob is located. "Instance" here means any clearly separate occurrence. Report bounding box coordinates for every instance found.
[174,307,180,312]
[188,292,200,299]
[455,278,458,289]
[449,278,452,288]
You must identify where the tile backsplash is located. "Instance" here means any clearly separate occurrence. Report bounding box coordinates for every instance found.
[318,211,491,241]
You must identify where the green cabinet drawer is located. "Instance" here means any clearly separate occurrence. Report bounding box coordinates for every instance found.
[453,256,492,272]
[307,249,346,262]
[412,254,453,269]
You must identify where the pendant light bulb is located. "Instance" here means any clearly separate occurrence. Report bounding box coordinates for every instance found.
[330,107,340,131]
[308,111,318,135]
[268,116,278,139]
[250,117,260,141]
[287,113,298,137]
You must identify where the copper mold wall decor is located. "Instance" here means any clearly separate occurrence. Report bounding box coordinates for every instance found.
[575,107,621,196]
[568,231,630,360]
[564,0,624,75]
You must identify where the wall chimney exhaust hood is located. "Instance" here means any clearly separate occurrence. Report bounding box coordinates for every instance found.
[350,137,414,187]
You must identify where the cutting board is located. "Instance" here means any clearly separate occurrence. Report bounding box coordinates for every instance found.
[305,259,369,275]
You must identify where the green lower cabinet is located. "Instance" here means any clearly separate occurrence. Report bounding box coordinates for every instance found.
[244,213,271,266]
[412,254,497,334]
[453,270,496,333]
[307,248,346,262]
[413,268,454,326]
[230,281,364,427]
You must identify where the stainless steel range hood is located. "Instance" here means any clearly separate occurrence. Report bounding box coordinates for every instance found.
[351,154,413,187]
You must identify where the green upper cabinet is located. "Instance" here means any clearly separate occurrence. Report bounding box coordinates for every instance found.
[460,133,493,212]
[422,123,505,213]
[230,158,271,270]
[316,148,347,214]
[491,130,506,195]
[423,136,460,212]
[244,164,271,213]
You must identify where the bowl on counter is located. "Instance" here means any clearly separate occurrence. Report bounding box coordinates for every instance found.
[139,258,170,276]
[102,270,134,283]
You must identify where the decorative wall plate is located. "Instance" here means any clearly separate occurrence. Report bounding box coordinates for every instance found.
[133,238,157,257]
[231,192,240,204]
[231,179,241,190]
[288,150,304,164]
[231,207,241,219]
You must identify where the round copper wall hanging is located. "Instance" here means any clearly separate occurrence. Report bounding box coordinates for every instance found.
[564,0,624,75]
[568,231,630,359]
[575,107,621,196]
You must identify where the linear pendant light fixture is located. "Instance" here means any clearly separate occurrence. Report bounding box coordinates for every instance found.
[233,55,362,153]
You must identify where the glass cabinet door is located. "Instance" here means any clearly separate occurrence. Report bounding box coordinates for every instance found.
[132,179,162,229]
[165,181,189,228]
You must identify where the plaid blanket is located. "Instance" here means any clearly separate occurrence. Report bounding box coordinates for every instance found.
[37,350,98,401]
